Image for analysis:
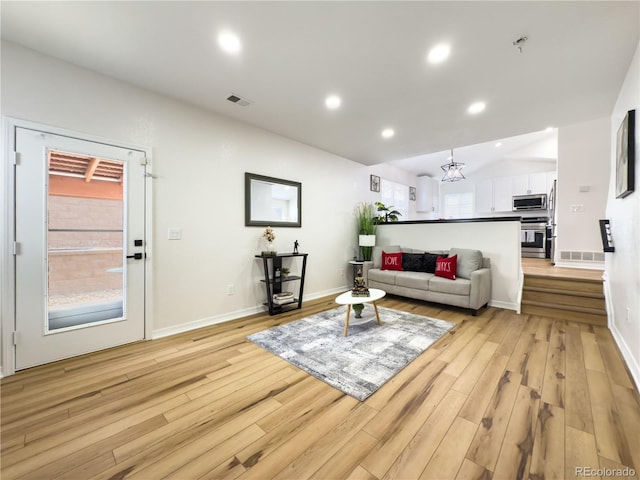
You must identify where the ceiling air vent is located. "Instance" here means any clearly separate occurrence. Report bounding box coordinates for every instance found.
[226,93,252,107]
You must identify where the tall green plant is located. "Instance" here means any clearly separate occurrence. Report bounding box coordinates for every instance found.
[355,202,376,260]
[355,202,377,235]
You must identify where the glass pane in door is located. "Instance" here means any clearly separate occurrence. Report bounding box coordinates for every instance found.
[47,150,125,331]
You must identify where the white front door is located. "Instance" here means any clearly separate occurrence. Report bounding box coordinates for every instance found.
[14,127,147,370]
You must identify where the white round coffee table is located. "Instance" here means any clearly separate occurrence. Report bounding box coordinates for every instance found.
[335,288,386,336]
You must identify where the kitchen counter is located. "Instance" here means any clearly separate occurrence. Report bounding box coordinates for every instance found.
[380,216,522,225]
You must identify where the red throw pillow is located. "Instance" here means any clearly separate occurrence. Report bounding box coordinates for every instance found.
[381,251,404,271]
[435,255,457,280]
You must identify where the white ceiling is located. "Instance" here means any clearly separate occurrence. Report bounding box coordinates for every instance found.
[391,127,558,178]
[1,1,638,175]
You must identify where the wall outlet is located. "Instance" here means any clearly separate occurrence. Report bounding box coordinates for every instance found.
[569,204,584,213]
[227,284,234,295]
[168,228,182,240]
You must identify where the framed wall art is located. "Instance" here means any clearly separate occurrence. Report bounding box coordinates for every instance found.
[370,174,380,192]
[615,109,635,199]
[409,186,416,201]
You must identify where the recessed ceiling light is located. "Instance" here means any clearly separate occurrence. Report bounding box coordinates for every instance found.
[495,142,503,147]
[467,101,486,114]
[427,43,451,64]
[325,95,342,110]
[217,31,241,55]
[381,128,395,139]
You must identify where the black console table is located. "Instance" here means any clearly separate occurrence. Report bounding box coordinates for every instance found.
[256,253,308,315]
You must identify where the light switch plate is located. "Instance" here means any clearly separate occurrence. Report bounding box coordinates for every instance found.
[168,228,182,240]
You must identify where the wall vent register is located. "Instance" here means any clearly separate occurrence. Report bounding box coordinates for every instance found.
[227,93,253,107]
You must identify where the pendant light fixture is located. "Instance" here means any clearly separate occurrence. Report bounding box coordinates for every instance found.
[441,149,465,182]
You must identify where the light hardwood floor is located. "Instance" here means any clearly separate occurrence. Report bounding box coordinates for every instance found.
[2,294,638,480]
[521,257,604,281]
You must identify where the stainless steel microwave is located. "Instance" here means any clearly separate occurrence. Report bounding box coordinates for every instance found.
[513,194,547,211]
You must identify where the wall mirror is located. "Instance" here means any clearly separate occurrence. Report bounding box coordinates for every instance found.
[245,172,301,227]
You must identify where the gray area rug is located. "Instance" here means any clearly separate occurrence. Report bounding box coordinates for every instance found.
[247,306,455,401]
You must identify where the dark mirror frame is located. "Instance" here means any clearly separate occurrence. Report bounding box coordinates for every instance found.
[245,172,302,227]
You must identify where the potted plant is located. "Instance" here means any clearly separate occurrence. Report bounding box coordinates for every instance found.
[352,303,365,318]
[355,202,377,261]
[374,201,402,223]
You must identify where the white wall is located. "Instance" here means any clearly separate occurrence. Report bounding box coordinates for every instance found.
[468,158,557,183]
[368,162,421,220]
[556,117,612,263]
[606,41,640,387]
[0,41,384,372]
[375,220,522,311]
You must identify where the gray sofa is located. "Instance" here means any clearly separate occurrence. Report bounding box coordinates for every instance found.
[362,246,491,315]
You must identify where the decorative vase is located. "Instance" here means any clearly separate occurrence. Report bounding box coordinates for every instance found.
[352,303,364,318]
[265,242,276,255]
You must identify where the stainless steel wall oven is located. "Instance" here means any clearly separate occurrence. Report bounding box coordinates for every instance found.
[521,217,548,258]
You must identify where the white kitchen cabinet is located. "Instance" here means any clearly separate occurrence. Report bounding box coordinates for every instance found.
[475,177,512,213]
[416,176,439,214]
[512,172,551,195]
[511,174,529,196]
[529,172,548,194]
[476,171,555,215]
[493,177,513,212]
[475,179,494,213]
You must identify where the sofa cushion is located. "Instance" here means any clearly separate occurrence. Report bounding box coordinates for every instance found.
[429,275,471,295]
[402,247,426,254]
[449,248,483,279]
[396,271,433,289]
[373,245,401,268]
[368,268,397,285]
[381,251,404,271]
[435,255,457,280]
[424,252,447,273]
[402,253,425,272]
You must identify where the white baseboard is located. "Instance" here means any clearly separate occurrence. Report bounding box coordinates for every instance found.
[490,300,518,312]
[152,305,263,339]
[553,260,606,272]
[152,287,350,339]
[597,273,639,390]
[609,321,640,391]
[149,286,520,344]
[0,368,3,379]
[516,267,524,314]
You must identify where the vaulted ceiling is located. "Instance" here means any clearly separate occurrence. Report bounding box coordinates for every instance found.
[2,2,638,175]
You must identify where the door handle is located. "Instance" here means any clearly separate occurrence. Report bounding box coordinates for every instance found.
[126,253,143,260]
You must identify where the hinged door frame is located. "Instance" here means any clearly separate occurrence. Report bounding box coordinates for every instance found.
[1,117,154,377]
